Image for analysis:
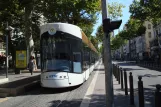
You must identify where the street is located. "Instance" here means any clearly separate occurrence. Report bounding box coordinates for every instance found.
[113,61,161,107]
[0,65,100,107]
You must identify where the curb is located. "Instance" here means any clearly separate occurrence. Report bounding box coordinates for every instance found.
[0,75,40,97]
[20,70,41,73]
[0,80,40,97]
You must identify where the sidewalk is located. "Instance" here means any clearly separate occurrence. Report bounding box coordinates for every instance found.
[80,62,131,107]
[0,69,40,84]
[113,61,160,107]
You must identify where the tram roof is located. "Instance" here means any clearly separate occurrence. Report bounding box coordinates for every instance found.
[81,31,98,53]
[40,23,98,53]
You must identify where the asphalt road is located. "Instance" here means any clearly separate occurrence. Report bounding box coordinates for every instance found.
[0,65,99,107]
[113,61,161,107]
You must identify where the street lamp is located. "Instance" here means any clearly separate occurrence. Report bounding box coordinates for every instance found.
[5,22,14,78]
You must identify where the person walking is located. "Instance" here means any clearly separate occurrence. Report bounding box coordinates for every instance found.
[28,56,34,75]
[33,56,37,71]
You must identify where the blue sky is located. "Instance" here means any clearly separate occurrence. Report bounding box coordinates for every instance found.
[92,0,133,36]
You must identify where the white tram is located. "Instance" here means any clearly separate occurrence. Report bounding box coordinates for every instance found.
[40,23,99,88]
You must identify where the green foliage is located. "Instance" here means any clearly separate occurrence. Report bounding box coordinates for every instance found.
[120,18,146,40]
[108,2,125,20]
[95,25,103,42]
[89,36,99,51]
[95,2,125,44]
[129,0,161,24]
[0,0,24,30]
[0,0,101,58]
[41,0,100,25]
[79,24,94,38]
[110,34,125,50]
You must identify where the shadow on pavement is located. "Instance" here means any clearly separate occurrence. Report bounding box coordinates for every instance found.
[133,87,155,107]
[124,68,145,71]
[93,68,104,71]
[48,94,106,107]
[40,85,81,94]
[115,62,136,67]
[114,85,155,107]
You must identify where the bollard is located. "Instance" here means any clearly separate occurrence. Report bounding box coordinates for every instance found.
[120,68,124,89]
[138,76,144,107]
[116,65,118,81]
[155,84,161,107]
[118,66,120,84]
[129,72,134,105]
[124,69,128,95]
[113,64,115,77]
[112,64,114,75]
[114,65,117,78]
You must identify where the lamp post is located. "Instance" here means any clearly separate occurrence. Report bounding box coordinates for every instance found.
[5,22,14,78]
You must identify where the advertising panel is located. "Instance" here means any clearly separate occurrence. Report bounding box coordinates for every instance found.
[16,50,27,68]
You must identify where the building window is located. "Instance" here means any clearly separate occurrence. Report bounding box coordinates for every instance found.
[148,24,151,29]
[148,32,151,38]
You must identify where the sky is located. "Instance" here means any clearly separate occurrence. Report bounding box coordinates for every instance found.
[92,0,133,36]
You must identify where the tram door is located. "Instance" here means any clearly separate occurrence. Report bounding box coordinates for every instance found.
[68,52,83,85]
[73,52,81,73]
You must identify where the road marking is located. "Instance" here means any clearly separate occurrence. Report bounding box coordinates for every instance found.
[80,62,101,107]
[0,98,8,103]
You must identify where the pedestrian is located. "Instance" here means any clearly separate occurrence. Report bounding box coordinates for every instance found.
[32,56,37,71]
[28,56,34,75]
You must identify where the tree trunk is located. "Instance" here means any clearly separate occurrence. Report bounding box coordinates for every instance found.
[24,2,34,61]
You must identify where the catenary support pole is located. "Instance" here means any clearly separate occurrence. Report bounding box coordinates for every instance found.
[101,0,113,107]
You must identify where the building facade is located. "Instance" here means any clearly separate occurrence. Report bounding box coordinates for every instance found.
[143,21,155,59]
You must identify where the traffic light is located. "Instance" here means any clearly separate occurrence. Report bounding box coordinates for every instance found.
[103,18,122,34]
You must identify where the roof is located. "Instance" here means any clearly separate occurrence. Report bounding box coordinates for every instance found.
[81,31,98,53]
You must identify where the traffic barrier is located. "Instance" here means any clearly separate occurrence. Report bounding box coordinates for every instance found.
[124,69,128,95]
[138,76,144,107]
[120,67,124,89]
[155,84,161,107]
[129,72,134,105]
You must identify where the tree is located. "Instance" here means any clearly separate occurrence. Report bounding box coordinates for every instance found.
[89,36,99,51]
[41,0,100,25]
[110,34,125,50]
[129,0,161,24]
[95,2,125,42]
[0,0,24,66]
[108,2,125,20]
[120,18,146,40]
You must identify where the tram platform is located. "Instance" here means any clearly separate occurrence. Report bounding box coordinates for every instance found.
[0,69,40,98]
[80,62,132,107]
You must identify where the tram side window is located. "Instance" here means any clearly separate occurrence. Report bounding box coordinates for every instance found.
[91,51,95,65]
[70,39,82,73]
[83,44,90,71]
[73,52,82,73]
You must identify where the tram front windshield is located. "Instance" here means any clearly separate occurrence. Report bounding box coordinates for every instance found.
[41,32,81,72]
